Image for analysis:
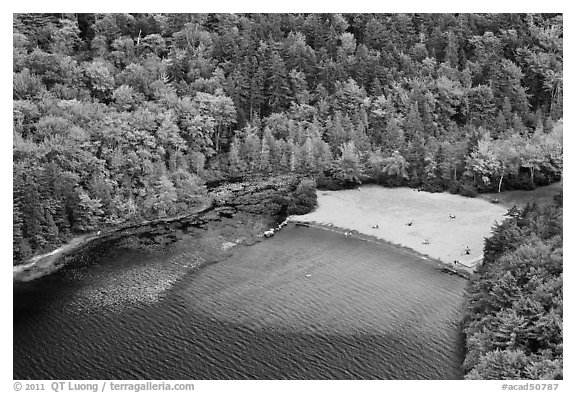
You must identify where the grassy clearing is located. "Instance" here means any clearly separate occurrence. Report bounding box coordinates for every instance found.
[478,181,562,208]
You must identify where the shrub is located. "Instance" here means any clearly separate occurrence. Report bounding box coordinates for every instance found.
[448,181,461,195]
[287,178,317,215]
[460,182,479,197]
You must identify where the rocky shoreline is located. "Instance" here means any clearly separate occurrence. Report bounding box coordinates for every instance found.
[13,175,303,283]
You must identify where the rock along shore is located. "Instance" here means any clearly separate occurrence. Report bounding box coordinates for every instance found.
[13,175,302,283]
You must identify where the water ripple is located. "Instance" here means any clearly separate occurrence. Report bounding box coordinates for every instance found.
[14,226,466,380]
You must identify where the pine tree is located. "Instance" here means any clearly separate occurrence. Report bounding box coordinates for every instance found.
[20,181,47,250]
[289,69,310,105]
[444,31,460,68]
[13,198,26,261]
[285,31,317,75]
[404,102,425,143]
[466,85,496,128]
[371,77,384,96]
[249,58,265,119]
[511,113,526,135]
[383,116,405,154]
[327,111,347,151]
[502,96,514,126]
[75,188,104,232]
[404,134,427,185]
[494,110,508,137]
[266,51,291,114]
[467,349,529,380]
[352,120,371,153]
[493,59,530,119]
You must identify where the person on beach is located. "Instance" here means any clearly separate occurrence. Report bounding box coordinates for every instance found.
[423,238,429,245]
[464,246,471,255]
[449,213,456,219]
[406,220,413,226]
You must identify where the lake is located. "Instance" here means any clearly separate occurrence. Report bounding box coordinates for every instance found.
[14,225,467,379]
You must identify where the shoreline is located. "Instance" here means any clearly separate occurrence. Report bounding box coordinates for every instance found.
[287,181,560,275]
[287,219,474,277]
[12,175,303,283]
[290,185,507,272]
[16,180,559,283]
[12,202,215,283]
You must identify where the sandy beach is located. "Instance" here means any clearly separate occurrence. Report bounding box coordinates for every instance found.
[292,185,510,268]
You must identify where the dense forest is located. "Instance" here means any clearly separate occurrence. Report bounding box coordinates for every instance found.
[13,13,563,264]
[462,198,563,379]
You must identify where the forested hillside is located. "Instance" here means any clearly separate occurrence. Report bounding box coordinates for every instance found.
[13,13,563,263]
[462,199,563,379]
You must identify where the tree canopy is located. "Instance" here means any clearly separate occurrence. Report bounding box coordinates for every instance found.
[463,199,563,379]
[13,13,563,263]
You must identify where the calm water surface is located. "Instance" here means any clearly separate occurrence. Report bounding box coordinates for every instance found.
[14,226,467,379]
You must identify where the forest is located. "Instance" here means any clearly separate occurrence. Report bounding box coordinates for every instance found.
[462,199,563,379]
[13,13,563,264]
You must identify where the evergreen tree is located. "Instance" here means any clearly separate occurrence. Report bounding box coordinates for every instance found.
[403,102,425,143]
[494,59,530,118]
[494,111,508,137]
[11,13,563,263]
[13,197,27,261]
[466,85,496,128]
[74,188,104,232]
[382,116,405,154]
[444,31,460,68]
[265,51,291,114]
[327,111,347,151]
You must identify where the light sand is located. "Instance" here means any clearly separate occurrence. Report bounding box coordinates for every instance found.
[291,185,510,268]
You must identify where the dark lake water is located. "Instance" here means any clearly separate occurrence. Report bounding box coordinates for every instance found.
[13,226,467,379]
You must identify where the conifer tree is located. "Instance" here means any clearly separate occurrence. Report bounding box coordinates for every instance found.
[404,102,425,143]
[444,31,460,68]
[75,188,104,231]
[266,51,291,113]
